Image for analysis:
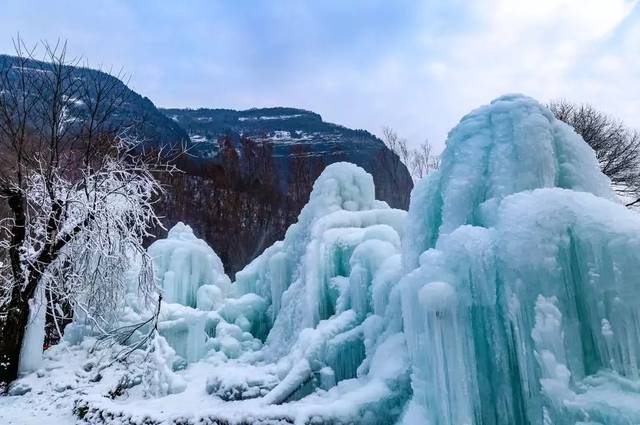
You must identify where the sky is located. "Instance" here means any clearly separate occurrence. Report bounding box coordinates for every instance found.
[1,0,638,151]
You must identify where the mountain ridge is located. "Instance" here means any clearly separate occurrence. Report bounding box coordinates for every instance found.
[0,53,413,274]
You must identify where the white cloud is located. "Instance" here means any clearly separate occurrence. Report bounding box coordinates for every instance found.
[0,0,637,152]
[395,0,640,149]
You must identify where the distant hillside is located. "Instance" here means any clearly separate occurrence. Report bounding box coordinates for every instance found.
[0,55,189,146]
[161,107,413,209]
[0,55,412,275]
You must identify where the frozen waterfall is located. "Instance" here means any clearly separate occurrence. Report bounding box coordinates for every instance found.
[67,94,640,424]
[400,94,640,424]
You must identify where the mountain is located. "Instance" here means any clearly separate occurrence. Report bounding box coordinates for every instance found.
[161,107,412,209]
[156,107,413,274]
[0,55,189,147]
[0,54,412,275]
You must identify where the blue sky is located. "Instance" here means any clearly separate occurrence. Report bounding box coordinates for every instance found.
[1,0,638,150]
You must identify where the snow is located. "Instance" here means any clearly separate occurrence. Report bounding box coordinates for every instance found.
[0,340,131,424]
[238,114,303,121]
[188,134,208,144]
[4,94,640,425]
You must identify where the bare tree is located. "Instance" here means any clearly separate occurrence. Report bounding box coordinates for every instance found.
[411,139,440,180]
[379,126,412,199]
[0,40,172,387]
[548,100,640,206]
[382,127,410,167]
[380,127,440,182]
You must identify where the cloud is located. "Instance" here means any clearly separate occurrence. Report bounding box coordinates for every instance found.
[376,0,640,148]
[0,0,637,150]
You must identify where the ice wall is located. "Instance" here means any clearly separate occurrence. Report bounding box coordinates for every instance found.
[401,94,640,424]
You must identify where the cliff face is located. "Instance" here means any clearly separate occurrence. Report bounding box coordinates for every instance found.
[161,107,413,210]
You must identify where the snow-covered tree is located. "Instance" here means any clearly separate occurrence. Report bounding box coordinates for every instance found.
[0,41,173,387]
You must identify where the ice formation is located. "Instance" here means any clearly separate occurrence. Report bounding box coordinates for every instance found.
[83,163,412,422]
[234,162,406,355]
[52,94,640,424]
[147,223,241,364]
[400,94,640,424]
[149,222,230,307]
[233,163,411,415]
[17,286,46,375]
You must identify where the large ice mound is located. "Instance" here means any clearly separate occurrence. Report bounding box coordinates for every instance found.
[224,162,410,420]
[403,94,617,269]
[234,162,406,356]
[401,94,640,424]
[65,95,640,425]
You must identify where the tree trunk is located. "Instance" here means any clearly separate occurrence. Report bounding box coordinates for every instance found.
[0,193,77,388]
[0,191,31,388]
[0,297,30,387]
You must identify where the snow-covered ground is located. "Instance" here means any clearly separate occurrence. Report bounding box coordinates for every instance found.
[0,342,111,425]
[3,94,640,425]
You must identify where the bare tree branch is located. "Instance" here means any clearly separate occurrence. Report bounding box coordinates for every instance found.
[548,99,640,206]
[0,37,178,387]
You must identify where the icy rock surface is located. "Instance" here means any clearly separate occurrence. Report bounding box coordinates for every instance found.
[401,94,640,425]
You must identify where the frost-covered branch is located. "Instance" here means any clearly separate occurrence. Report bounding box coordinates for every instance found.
[0,38,181,386]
